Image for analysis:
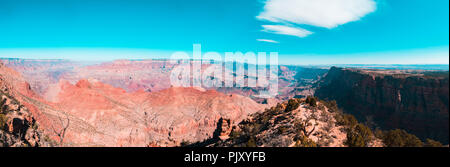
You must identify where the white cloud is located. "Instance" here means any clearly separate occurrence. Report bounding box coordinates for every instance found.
[262,25,313,38]
[257,39,280,43]
[257,0,376,37]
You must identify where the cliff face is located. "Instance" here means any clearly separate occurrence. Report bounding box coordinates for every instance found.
[315,67,449,144]
[0,62,52,147]
[0,90,48,147]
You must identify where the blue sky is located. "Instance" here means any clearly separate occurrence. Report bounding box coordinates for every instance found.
[0,0,448,64]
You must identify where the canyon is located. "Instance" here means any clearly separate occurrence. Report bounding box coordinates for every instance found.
[0,60,268,146]
[315,67,449,144]
[0,58,325,102]
[0,58,448,146]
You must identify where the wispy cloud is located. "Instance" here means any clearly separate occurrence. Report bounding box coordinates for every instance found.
[262,25,313,38]
[257,0,376,38]
[257,38,280,43]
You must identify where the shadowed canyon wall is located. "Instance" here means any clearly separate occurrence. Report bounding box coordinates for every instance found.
[315,67,449,144]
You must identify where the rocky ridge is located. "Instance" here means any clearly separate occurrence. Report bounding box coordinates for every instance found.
[189,98,383,147]
[0,62,53,147]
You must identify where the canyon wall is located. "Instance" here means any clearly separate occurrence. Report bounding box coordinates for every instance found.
[315,67,449,144]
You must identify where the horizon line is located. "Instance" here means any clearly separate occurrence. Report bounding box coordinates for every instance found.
[0,46,448,65]
[1,57,449,67]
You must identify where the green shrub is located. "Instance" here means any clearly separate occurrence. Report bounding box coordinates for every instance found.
[345,131,365,147]
[294,135,317,147]
[336,113,358,128]
[278,126,288,134]
[374,129,384,139]
[345,123,373,147]
[424,139,443,147]
[0,113,7,130]
[180,140,191,147]
[382,129,423,147]
[322,100,338,113]
[245,137,257,147]
[285,99,300,112]
[317,103,325,110]
[274,103,285,113]
[260,112,271,124]
[305,96,317,107]
[229,130,241,140]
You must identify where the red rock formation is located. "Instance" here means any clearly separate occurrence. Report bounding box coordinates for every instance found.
[0,58,77,95]
[0,61,55,147]
[1,59,331,146]
[35,78,265,146]
[1,59,323,103]
[1,59,266,146]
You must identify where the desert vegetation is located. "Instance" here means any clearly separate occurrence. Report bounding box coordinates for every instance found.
[375,129,443,147]
[186,96,445,147]
[189,97,340,147]
[0,113,6,130]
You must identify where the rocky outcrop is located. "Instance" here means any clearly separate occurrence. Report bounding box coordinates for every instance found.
[315,67,449,144]
[0,92,46,147]
[0,62,52,147]
[216,118,233,140]
[199,98,377,147]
